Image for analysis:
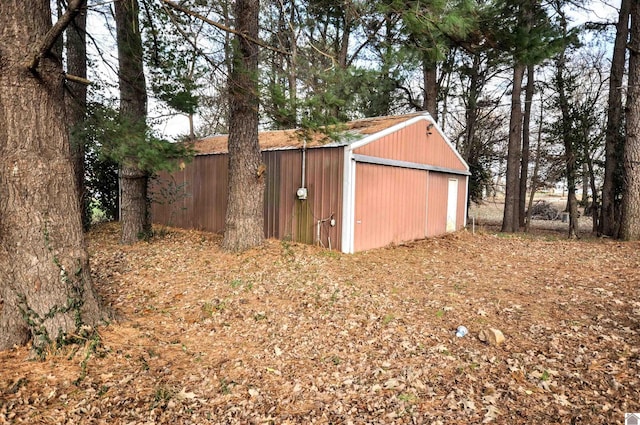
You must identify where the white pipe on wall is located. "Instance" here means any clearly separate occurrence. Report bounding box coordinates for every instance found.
[301,139,306,190]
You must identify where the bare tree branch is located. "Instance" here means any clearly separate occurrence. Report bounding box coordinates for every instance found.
[395,83,424,111]
[161,0,291,56]
[64,73,91,85]
[25,0,87,71]
[160,3,227,75]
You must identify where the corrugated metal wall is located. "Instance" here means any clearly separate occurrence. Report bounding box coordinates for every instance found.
[353,163,428,252]
[425,172,448,237]
[151,165,195,229]
[192,155,229,232]
[151,117,467,253]
[350,167,467,252]
[425,172,467,237]
[348,118,468,252]
[151,155,229,233]
[152,147,344,251]
[353,120,467,172]
[283,147,344,249]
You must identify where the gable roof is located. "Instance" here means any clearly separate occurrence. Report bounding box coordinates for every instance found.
[348,113,470,174]
[190,113,426,155]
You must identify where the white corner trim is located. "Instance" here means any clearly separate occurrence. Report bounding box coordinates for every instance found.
[464,175,469,227]
[341,147,355,253]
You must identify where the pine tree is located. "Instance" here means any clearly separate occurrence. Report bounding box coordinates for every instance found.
[600,0,630,237]
[494,0,562,232]
[221,0,265,251]
[620,0,640,240]
[115,0,152,244]
[0,0,106,352]
[65,3,90,230]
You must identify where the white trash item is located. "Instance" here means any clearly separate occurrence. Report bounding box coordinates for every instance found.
[455,326,468,338]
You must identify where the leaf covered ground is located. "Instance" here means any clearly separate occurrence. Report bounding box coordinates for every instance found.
[1,216,640,424]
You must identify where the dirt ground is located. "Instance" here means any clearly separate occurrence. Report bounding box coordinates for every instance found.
[1,203,640,424]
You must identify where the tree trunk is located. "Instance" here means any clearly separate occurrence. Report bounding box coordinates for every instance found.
[525,101,544,233]
[581,163,589,204]
[519,64,534,228]
[586,155,599,233]
[337,1,351,70]
[0,0,105,352]
[565,185,579,239]
[555,32,579,239]
[66,5,89,230]
[115,0,151,244]
[286,22,298,126]
[600,0,630,237]
[462,54,480,161]
[221,0,265,252]
[620,0,640,240]
[423,55,438,121]
[501,63,524,232]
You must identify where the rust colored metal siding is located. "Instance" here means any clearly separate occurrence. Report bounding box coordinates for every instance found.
[426,172,467,237]
[151,155,228,233]
[263,150,286,239]
[264,148,343,250]
[353,163,428,252]
[152,147,344,251]
[353,120,467,172]
[151,166,195,229]
[192,155,228,232]
[303,147,344,250]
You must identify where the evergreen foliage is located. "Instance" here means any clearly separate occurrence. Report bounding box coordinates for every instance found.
[141,1,203,117]
[74,103,194,222]
[78,104,193,173]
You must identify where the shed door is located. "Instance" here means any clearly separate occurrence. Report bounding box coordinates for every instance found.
[446,178,458,232]
[354,163,427,252]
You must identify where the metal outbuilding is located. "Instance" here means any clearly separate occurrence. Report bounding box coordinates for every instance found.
[152,112,470,253]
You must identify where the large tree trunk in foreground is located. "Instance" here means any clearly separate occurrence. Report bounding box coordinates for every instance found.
[600,0,630,237]
[501,63,524,233]
[115,0,151,244]
[222,0,265,252]
[620,0,640,240]
[0,0,105,352]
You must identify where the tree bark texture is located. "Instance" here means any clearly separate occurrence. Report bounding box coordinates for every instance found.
[25,0,86,71]
[519,64,534,228]
[462,54,480,161]
[501,63,524,233]
[620,0,640,240]
[423,56,438,122]
[0,0,105,351]
[525,105,544,233]
[586,157,599,233]
[222,0,265,252]
[66,7,89,230]
[115,0,151,244]
[600,0,630,237]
